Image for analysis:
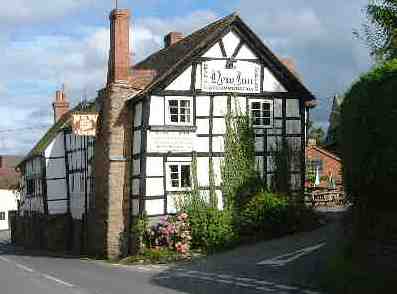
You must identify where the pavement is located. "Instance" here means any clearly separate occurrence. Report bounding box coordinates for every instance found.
[0,209,347,294]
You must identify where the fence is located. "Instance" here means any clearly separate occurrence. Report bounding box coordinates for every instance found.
[305,189,347,208]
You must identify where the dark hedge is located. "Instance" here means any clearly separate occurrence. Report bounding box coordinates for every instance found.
[340,59,397,211]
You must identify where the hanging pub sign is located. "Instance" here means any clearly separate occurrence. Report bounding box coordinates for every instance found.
[72,113,99,137]
[202,60,261,93]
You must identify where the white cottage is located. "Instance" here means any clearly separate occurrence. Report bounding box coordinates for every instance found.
[16,9,316,258]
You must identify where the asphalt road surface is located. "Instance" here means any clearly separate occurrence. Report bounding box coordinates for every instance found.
[0,211,345,294]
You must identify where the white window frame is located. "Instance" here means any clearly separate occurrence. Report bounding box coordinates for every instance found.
[249,99,273,128]
[165,97,194,126]
[166,162,192,191]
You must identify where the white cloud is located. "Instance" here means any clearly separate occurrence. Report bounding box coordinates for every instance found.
[0,9,219,154]
[0,0,94,25]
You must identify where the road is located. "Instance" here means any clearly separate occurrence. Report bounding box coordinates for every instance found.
[0,211,345,294]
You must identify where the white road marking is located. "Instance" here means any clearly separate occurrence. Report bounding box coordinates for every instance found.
[255,286,276,292]
[257,242,327,266]
[15,263,34,273]
[42,274,75,288]
[302,290,322,294]
[0,256,11,263]
[274,284,299,290]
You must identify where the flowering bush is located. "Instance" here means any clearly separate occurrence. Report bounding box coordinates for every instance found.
[144,213,192,255]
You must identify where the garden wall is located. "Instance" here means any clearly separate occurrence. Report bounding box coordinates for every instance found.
[10,213,85,254]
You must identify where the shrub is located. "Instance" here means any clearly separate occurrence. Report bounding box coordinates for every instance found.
[177,192,237,253]
[121,248,183,264]
[238,191,319,240]
[239,191,289,238]
[141,213,192,255]
[340,59,397,211]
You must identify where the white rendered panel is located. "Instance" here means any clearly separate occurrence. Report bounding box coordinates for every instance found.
[212,118,226,135]
[145,199,164,216]
[231,96,246,114]
[48,200,67,215]
[212,157,223,186]
[149,96,165,125]
[167,194,178,214]
[46,158,65,179]
[166,157,191,162]
[202,42,223,58]
[212,137,224,153]
[195,64,202,90]
[146,157,163,177]
[216,190,224,210]
[286,99,300,117]
[256,156,264,177]
[166,66,192,91]
[132,179,140,195]
[274,99,283,117]
[146,178,164,196]
[196,96,210,116]
[263,67,287,92]
[46,179,67,201]
[132,199,140,216]
[255,136,264,152]
[235,44,257,60]
[45,133,64,158]
[222,31,240,57]
[197,157,209,186]
[213,96,228,116]
[196,119,209,134]
[133,130,141,155]
[132,159,140,176]
[134,102,142,126]
[194,137,209,153]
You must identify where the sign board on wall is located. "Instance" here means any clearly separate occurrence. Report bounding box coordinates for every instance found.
[72,113,98,136]
[202,60,261,93]
[147,132,194,153]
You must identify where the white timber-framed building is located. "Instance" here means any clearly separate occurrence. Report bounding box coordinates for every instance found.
[16,8,316,258]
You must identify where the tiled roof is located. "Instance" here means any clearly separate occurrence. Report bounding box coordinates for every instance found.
[129,12,316,101]
[18,101,98,167]
[0,168,18,190]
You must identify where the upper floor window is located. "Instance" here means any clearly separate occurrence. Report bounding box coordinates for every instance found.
[166,162,191,191]
[0,212,5,221]
[166,97,193,125]
[249,99,273,128]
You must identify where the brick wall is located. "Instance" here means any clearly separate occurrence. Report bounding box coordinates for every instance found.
[306,145,342,187]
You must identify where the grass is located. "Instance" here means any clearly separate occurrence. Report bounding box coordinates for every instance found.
[320,242,396,294]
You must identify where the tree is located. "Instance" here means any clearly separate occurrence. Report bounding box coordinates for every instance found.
[307,120,325,145]
[356,0,397,61]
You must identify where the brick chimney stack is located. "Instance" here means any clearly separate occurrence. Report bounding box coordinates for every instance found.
[164,32,184,48]
[52,88,69,123]
[108,9,131,84]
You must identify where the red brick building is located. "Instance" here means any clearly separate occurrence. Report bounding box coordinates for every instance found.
[305,140,342,188]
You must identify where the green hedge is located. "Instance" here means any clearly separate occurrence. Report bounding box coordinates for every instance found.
[340,59,397,210]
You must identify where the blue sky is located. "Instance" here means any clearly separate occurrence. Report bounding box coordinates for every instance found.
[0,0,373,155]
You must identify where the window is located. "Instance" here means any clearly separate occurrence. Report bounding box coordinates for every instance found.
[306,159,323,177]
[27,178,35,196]
[167,163,191,191]
[250,99,273,128]
[166,97,193,125]
[0,212,5,221]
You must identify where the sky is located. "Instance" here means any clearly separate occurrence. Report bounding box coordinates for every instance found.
[0,0,373,155]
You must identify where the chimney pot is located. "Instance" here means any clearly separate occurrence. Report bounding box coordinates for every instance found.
[53,88,69,123]
[108,9,131,84]
[164,32,184,48]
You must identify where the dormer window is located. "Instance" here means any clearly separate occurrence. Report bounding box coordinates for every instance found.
[165,97,193,125]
